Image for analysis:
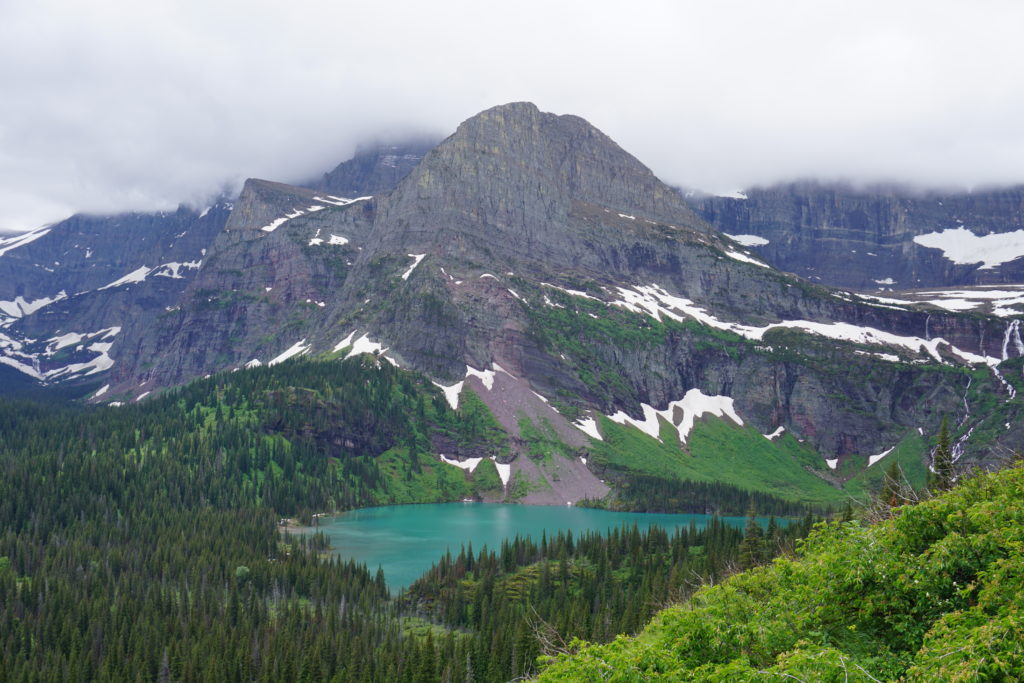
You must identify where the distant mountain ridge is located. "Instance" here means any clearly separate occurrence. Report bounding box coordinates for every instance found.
[3,102,1024,505]
[690,181,1024,291]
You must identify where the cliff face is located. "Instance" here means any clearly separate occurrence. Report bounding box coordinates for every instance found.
[691,182,1024,290]
[100,103,1022,467]
[0,204,228,389]
[316,139,436,199]
[4,103,1023,474]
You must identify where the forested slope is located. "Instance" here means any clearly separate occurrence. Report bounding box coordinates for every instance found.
[0,356,818,682]
[537,463,1024,681]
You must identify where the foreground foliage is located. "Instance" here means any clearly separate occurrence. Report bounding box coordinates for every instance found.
[537,463,1024,681]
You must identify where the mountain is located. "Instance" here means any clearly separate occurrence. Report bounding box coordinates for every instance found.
[690,181,1024,292]
[315,138,437,198]
[3,102,1023,506]
[0,204,229,390]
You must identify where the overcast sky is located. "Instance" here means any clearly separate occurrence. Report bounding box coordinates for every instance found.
[2,0,1023,232]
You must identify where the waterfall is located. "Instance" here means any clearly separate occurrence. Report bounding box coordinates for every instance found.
[1001,319,1024,360]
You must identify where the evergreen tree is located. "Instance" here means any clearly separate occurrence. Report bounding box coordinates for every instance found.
[738,508,765,570]
[933,416,955,492]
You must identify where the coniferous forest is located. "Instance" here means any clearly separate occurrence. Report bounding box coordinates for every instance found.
[0,357,816,682]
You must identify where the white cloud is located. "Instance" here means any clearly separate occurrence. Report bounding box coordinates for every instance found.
[2,0,1024,232]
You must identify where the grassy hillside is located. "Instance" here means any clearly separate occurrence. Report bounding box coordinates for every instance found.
[537,462,1024,681]
[592,415,848,508]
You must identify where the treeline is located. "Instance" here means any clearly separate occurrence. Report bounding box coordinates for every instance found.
[536,464,1024,681]
[403,515,819,681]
[0,357,822,681]
[584,472,829,517]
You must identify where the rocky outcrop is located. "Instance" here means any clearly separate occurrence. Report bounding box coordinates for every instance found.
[6,103,1023,470]
[316,139,436,199]
[691,182,1024,290]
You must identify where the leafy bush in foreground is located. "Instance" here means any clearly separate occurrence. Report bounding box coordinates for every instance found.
[538,464,1024,681]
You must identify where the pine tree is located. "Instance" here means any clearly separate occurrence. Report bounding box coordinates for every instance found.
[738,508,764,570]
[880,459,903,506]
[933,416,954,492]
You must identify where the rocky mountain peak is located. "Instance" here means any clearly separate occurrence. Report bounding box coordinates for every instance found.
[363,102,709,272]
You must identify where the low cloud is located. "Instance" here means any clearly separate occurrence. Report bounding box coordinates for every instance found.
[2,0,1023,231]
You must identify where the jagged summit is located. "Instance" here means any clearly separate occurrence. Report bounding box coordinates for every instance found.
[4,101,1024,480]
[379,102,706,241]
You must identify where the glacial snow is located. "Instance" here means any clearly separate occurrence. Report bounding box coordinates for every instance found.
[440,454,483,471]
[268,339,310,366]
[913,227,1024,270]
[0,225,51,257]
[867,447,895,467]
[724,234,770,247]
[401,254,426,280]
[0,291,68,320]
[573,416,603,441]
[99,266,151,290]
[608,388,743,445]
[432,380,464,410]
[611,284,1002,366]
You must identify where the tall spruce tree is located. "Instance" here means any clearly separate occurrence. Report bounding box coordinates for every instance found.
[933,416,954,492]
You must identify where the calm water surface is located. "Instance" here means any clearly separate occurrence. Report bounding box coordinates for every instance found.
[312,503,770,590]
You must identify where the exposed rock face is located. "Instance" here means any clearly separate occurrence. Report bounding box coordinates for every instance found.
[0,204,228,389]
[691,182,1024,291]
[316,140,436,199]
[225,180,323,232]
[5,103,1023,473]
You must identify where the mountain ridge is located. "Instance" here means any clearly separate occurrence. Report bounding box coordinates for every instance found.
[2,102,1023,501]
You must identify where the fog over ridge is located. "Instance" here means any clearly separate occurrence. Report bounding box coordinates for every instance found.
[2,0,1023,232]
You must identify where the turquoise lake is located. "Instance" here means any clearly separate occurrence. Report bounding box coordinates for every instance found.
[311,503,773,590]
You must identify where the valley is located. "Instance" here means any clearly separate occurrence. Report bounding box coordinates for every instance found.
[2,101,1023,681]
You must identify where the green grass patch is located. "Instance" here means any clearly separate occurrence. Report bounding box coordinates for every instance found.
[592,414,846,506]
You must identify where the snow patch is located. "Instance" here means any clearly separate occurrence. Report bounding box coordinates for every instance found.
[260,207,305,233]
[344,333,387,359]
[492,458,511,487]
[611,284,1002,367]
[724,233,769,247]
[724,250,770,268]
[0,225,51,257]
[540,282,604,302]
[152,260,201,279]
[873,278,897,285]
[913,227,1024,270]
[135,391,150,402]
[0,291,67,319]
[268,339,310,366]
[99,266,151,290]
[312,195,372,207]
[333,331,356,352]
[440,454,482,472]
[763,426,785,440]
[328,234,349,245]
[867,447,895,467]
[465,365,496,391]
[93,384,109,398]
[825,458,838,470]
[608,389,743,444]
[574,416,603,441]
[245,359,262,368]
[401,253,426,280]
[433,380,463,410]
